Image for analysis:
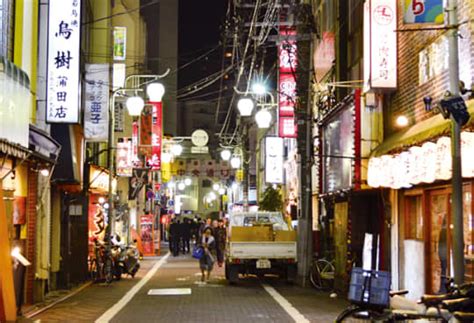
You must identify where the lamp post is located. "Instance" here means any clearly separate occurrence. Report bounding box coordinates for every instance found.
[106,88,144,245]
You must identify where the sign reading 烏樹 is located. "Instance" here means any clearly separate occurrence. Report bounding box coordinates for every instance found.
[47,0,81,123]
[84,64,109,141]
[403,0,444,24]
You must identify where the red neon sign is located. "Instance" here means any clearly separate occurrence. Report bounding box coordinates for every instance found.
[150,101,162,170]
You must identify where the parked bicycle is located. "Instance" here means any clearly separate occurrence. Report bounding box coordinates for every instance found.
[336,268,474,322]
[309,257,335,291]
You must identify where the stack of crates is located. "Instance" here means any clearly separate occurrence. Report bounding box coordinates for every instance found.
[348,267,391,308]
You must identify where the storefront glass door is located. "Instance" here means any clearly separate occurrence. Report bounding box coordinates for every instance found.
[427,184,473,293]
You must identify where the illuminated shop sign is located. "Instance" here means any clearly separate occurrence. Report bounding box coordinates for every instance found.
[46,0,81,123]
[363,0,397,90]
[84,64,109,141]
[265,137,284,184]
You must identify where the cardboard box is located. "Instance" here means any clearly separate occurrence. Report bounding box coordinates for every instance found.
[230,226,273,242]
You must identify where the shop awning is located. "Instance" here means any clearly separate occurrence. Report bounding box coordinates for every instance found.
[371,99,474,157]
[0,138,31,160]
[29,125,61,163]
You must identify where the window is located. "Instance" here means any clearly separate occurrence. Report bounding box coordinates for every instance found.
[405,195,423,240]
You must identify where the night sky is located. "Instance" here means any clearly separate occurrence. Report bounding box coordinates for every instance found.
[178,0,228,89]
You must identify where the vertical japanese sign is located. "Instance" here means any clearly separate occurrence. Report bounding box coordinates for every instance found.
[116,138,133,177]
[149,101,162,171]
[132,120,140,166]
[113,27,126,60]
[46,0,81,123]
[364,0,397,90]
[84,64,109,141]
[140,213,154,256]
[403,0,443,24]
[278,27,297,138]
[265,137,284,184]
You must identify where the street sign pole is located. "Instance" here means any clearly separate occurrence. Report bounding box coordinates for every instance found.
[446,0,465,285]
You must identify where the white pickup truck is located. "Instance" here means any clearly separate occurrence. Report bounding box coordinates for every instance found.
[225,212,297,283]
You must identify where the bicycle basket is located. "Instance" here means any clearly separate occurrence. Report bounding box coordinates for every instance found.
[348,267,391,308]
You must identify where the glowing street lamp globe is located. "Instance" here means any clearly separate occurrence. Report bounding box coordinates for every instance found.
[237,98,254,116]
[220,149,231,161]
[178,182,186,191]
[212,183,220,191]
[230,156,241,169]
[252,83,266,95]
[255,109,272,128]
[184,177,192,186]
[146,82,165,102]
[171,143,183,156]
[126,96,145,116]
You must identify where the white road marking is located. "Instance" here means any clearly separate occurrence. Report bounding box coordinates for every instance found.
[147,288,191,295]
[261,284,310,323]
[95,253,170,323]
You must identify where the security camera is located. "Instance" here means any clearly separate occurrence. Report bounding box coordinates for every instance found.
[423,96,433,111]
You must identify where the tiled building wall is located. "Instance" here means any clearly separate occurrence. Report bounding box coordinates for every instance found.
[386,0,474,136]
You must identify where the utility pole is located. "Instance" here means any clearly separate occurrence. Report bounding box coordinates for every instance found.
[446,0,464,285]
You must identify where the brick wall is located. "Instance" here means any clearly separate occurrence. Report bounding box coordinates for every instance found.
[386,0,474,136]
[25,165,37,304]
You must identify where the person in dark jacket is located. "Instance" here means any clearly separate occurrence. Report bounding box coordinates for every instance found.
[215,219,227,266]
[181,218,191,254]
[169,219,180,256]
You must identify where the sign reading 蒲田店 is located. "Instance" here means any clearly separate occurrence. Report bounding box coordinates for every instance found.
[403,0,444,24]
[46,0,81,123]
[84,64,109,141]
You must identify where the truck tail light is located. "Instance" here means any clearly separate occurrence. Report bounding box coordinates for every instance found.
[232,258,241,264]
[287,258,295,264]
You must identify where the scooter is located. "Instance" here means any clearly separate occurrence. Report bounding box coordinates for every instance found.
[117,243,140,278]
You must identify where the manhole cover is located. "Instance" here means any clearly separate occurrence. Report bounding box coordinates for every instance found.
[148,288,192,296]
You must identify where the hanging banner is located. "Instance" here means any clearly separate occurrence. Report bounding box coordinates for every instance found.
[149,101,162,170]
[278,27,298,138]
[132,121,140,166]
[403,0,444,24]
[84,64,109,141]
[113,27,127,60]
[129,168,149,200]
[140,105,152,157]
[140,213,154,256]
[265,137,284,184]
[364,0,397,90]
[46,0,81,123]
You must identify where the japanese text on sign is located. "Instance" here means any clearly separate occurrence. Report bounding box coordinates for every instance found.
[85,64,109,141]
[47,0,81,123]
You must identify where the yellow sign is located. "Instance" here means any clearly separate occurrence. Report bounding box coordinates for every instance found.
[236,169,243,182]
[89,166,117,193]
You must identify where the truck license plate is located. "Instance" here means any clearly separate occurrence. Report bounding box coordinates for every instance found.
[256,259,271,269]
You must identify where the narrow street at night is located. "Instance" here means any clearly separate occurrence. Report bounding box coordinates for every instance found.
[19,250,345,323]
[2,0,474,322]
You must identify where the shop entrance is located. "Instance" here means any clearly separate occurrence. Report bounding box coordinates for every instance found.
[426,184,474,293]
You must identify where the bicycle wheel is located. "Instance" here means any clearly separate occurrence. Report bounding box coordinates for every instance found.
[335,305,361,322]
[310,259,335,291]
[104,257,113,284]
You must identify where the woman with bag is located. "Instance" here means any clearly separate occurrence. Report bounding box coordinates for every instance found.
[198,228,216,283]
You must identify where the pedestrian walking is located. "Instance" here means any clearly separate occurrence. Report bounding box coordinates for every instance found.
[198,218,212,240]
[169,219,180,256]
[181,218,191,254]
[199,227,216,282]
[215,219,227,267]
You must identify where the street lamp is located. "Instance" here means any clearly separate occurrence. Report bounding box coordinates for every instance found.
[220,149,231,161]
[230,156,241,169]
[212,183,220,191]
[146,82,165,102]
[126,96,145,117]
[171,143,183,156]
[237,98,254,116]
[255,109,272,128]
[252,83,267,95]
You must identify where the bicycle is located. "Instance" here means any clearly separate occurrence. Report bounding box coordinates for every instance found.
[309,257,335,291]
